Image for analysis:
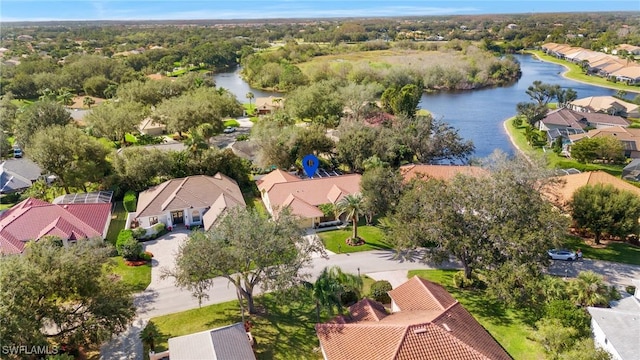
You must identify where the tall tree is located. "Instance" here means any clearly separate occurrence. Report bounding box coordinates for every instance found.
[15,100,72,147]
[571,184,640,244]
[571,137,625,164]
[526,80,559,106]
[85,101,148,144]
[29,125,111,192]
[360,166,404,219]
[385,153,567,282]
[164,207,324,313]
[112,147,172,192]
[0,240,135,350]
[516,102,548,127]
[337,194,365,241]
[381,83,423,118]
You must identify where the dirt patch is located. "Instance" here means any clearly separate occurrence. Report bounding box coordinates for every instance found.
[69,95,105,109]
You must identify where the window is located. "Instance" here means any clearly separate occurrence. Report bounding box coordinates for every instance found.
[192,210,201,223]
[149,216,158,225]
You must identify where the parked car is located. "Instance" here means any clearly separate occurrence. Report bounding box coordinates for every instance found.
[13,147,23,158]
[548,249,576,261]
[223,127,236,134]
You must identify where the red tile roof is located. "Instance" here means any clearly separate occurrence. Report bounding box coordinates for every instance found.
[316,276,512,360]
[0,198,111,254]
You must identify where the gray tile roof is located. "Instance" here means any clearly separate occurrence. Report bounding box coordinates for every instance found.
[0,159,42,193]
[588,295,640,360]
[168,322,256,360]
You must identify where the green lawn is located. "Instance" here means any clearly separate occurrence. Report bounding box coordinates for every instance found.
[527,50,640,93]
[505,118,624,176]
[224,119,240,127]
[562,235,640,266]
[408,270,545,360]
[106,201,127,245]
[318,223,392,253]
[147,293,325,360]
[107,256,151,292]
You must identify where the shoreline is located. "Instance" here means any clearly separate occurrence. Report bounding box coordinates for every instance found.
[502,117,533,163]
[527,52,640,95]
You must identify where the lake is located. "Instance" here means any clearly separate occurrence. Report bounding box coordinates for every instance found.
[213,54,622,159]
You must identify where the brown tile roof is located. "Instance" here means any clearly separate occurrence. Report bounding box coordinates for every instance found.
[541,108,630,128]
[136,174,245,223]
[256,169,300,193]
[0,198,111,254]
[570,96,639,115]
[263,172,361,218]
[546,171,640,207]
[400,165,488,182]
[389,276,457,311]
[568,126,640,152]
[316,276,512,360]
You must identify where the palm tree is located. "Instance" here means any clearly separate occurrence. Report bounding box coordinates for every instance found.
[184,131,209,155]
[568,271,613,307]
[83,96,95,109]
[56,88,74,106]
[306,266,363,322]
[337,194,364,242]
[246,91,254,106]
[140,322,159,352]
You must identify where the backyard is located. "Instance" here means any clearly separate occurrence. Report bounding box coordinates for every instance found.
[408,270,545,360]
[106,256,151,292]
[505,117,625,176]
[145,270,542,359]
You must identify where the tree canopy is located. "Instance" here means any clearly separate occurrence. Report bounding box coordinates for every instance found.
[571,183,640,244]
[0,239,135,350]
[164,207,324,313]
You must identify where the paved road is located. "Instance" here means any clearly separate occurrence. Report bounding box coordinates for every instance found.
[101,231,640,359]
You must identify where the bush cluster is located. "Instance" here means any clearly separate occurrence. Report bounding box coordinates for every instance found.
[369,280,392,304]
[123,190,137,212]
[452,271,476,288]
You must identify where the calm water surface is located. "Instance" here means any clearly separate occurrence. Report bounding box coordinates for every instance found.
[214,54,621,159]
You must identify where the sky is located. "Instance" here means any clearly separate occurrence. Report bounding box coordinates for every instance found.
[1,0,638,22]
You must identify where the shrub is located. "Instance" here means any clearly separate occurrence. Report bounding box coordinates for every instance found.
[120,237,142,261]
[544,300,591,337]
[235,134,249,141]
[131,227,146,240]
[0,192,21,204]
[139,252,152,262]
[116,229,134,254]
[452,271,475,288]
[340,289,359,307]
[626,285,636,295]
[123,191,137,212]
[369,280,392,304]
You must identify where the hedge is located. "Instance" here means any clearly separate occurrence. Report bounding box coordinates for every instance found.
[123,190,137,212]
[369,280,392,304]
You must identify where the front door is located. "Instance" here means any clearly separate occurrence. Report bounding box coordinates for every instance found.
[171,210,184,225]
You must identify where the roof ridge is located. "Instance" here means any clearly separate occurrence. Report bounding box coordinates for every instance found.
[161,177,190,211]
[392,326,411,359]
[136,180,173,216]
[204,174,245,205]
[430,321,494,360]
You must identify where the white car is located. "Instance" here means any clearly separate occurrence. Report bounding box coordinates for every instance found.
[548,249,576,261]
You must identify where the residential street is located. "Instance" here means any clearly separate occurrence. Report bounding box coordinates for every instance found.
[100,230,640,359]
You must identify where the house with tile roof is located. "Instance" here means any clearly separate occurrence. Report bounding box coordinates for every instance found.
[0,158,43,194]
[133,174,245,230]
[150,322,256,360]
[569,96,640,119]
[568,126,640,159]
[400,164,488,182]
[254,96,284,115]
[545,171,640,209]
[537,108,630,133]
[0,198,112,255]
[587,279,640,360]
[315,276,512,360]
[257,169,361,228]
